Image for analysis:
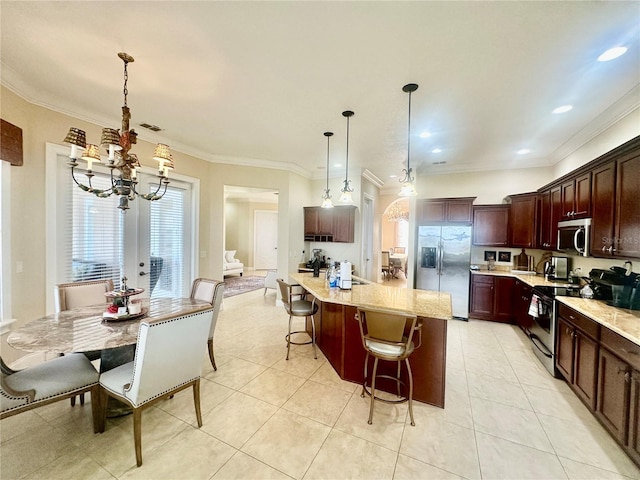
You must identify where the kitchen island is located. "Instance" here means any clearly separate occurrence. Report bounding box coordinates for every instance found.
[290,272,452,407]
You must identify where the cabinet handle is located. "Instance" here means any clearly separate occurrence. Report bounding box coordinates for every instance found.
[569,315,576,320]
[602,245,607,252]
[608,246,616,254]
[618,366,628,375]
[625,372,631,383]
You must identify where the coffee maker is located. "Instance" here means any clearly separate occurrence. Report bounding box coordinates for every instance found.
[545,256,569,281]
[589,264,640,310]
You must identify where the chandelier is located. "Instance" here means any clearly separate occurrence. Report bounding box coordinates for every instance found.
[63,53,174,212]
[321,132,334,208]
[399,83,418,197]
[386,202,408,222]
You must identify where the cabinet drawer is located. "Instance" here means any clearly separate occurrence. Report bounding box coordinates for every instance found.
[601,327,640,372]
[471,274,494,284]
[557,304,600,340]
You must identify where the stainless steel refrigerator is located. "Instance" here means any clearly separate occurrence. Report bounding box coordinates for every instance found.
[416,225,472,319]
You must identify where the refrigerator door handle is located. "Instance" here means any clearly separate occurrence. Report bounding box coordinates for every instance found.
[438,241,444,276]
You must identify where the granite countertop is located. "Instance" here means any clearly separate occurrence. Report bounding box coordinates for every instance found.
[471,269,640,346]
[290,272,452,320]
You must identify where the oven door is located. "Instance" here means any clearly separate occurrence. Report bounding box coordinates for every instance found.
[528,290,558,376]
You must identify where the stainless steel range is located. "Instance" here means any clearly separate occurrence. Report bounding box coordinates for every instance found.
[528,285,581,377]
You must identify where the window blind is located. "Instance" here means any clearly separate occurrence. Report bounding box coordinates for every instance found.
[63,172,124,289]
[148,183,186,298]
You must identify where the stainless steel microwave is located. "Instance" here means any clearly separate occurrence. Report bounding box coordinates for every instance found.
[557,218,591,257]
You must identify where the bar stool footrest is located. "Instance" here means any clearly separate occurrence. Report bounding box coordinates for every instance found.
[285,330,313,346]
[362,374,410,405]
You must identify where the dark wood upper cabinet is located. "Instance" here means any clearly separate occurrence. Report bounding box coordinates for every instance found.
[590,161,616,257]
[472,205,510,246]
[614,152,640,258]
[575,172,592,218]
[303,206,356,243]
[508,193,537,248]
[417,197,475,224]
[549,186,562,250]
[561,179,576,220]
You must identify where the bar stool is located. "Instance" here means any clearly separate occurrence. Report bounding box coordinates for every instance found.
[355,307,422,426]
[276,279,318,360]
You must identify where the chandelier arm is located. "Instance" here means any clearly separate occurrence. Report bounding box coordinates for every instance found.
[70,166,114,197]
[139,179,169,202]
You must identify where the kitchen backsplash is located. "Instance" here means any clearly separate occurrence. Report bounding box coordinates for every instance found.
[470,246,639,275]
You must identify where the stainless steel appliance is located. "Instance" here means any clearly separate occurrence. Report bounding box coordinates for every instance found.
[416,225,472,319]
[529,285,581,376]
[544,256,569,281]
[588,264,640,310]
[557,218,591,257]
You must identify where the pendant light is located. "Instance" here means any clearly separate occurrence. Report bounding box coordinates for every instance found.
[399,83,418,197]
[339,110,355,203]
[321,132,334,208]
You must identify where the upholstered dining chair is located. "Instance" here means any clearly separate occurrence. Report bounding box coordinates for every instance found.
[55,279,114,406]
[276,279,318,360]
[355,307,422,426]
[381,251,392,280]
[190,278,225,371]
[1,354,101,432]
[98,308,214,467]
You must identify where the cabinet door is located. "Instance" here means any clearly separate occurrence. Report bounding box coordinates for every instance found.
[447,201,473,223]
[537,191,552,249]
[629,370,640,464]
[419,200,446,224]
[318,208,334,234]
[556,317,575,382]
[304,207,320,234]
[597,348,631,444]
[561,179,576,219]
[574,331,599,409]
[549,186,562,250]
[574,172,591,218]
[514,280,533,332]
[472,206,510,246]
[591,161,616,256]
[494,276,515,323]
[332,206,356,243]
[615,153,640,258]
[469,277,494,319]
[510,195,537,248]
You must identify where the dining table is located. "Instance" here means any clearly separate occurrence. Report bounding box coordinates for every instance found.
[389,253,408,277]
[7,297,213,371]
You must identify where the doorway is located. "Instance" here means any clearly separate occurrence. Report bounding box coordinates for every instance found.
[254,210,278,270]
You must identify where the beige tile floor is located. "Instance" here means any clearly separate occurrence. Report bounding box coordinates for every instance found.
[2,285,640,480]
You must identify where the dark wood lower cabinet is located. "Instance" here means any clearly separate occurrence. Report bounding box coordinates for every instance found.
[596,347,630,444]
[630,372,640,464]
[468,274,514,323]
[556,305,599,410]
[513,279,533,333]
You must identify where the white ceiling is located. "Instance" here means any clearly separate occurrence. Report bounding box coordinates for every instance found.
[2,1,639,192]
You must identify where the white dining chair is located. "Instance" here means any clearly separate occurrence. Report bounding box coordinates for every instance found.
[55,279,114,406]
[190,278,225,371]
[97,308,213,467]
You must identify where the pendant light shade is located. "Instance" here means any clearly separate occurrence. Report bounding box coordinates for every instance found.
[399,83,418,197]
[339,110,355,203]
[321,132,334,208]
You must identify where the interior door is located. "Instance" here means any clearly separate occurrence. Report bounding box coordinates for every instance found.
[254,210,278,270]
[131,174,193,298]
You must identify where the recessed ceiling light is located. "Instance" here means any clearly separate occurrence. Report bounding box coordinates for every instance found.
[431,148,442,154]
[334,163,342,168]
[389,174,398,178]
[552,105,573,114]
[419,131,431,138]
[517,148,531,155]
[598,46,628,62]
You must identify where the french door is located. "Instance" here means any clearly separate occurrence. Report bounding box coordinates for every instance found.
[49,144,195,309]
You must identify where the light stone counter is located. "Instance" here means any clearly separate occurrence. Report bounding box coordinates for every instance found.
[290,272,452,320]
[472,270,640,346]
[557,297,640,345]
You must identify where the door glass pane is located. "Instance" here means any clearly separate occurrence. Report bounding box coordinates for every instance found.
[149,184,187,298]
[67,172,123,289]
